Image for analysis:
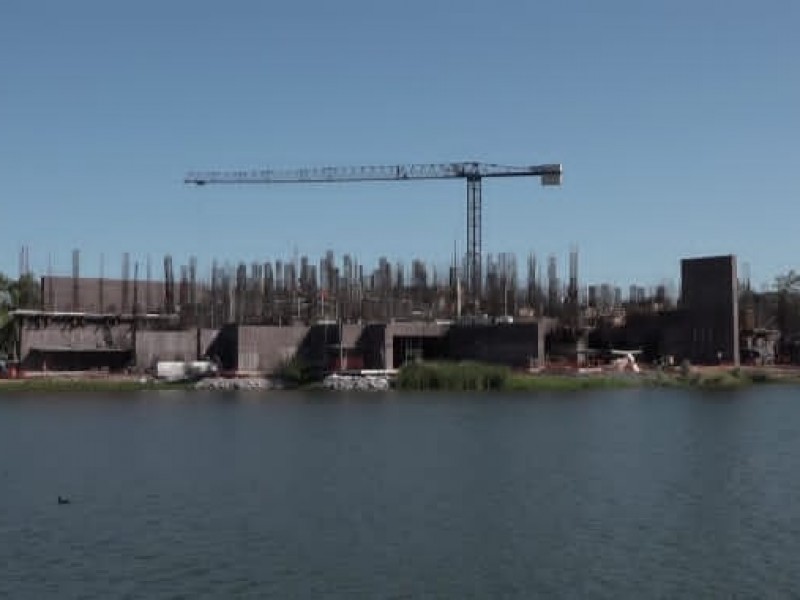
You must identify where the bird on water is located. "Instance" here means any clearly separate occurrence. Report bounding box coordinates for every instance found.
[57,496,71,505]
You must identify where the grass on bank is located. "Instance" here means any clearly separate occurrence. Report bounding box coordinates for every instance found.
[395,361,510,391]
[0,377,189,392]
[395,362,637,392]
[3,364,799,394]
[396,362,800,392]
[274,356,317,388]
[507,373,639,391]
[673,367,800,390]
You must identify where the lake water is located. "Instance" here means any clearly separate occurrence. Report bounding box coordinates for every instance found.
[1,387,799,598]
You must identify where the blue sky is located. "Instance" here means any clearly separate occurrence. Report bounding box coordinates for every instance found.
[2,0,798,289]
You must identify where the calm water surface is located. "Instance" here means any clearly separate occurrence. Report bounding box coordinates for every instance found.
[2,387,800,598]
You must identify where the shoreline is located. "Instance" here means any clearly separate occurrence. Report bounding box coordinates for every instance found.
[2,365,800,393]
[0,376,192,392]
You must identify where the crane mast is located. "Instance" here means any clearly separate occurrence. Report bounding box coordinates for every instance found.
[185,161,562,312]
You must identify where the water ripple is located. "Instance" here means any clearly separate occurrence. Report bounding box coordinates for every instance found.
[1,387,799,598]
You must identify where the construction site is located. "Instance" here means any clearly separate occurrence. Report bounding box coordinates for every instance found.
[1,161,792,379]
[2,245,771,377]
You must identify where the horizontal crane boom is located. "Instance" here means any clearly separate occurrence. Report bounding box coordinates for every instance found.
[185,161,562,186]
[185,159,562,314]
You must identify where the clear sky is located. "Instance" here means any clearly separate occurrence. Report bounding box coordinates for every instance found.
[2,0,798,290]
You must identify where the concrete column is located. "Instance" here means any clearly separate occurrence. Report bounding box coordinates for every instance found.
[383,325,394,369]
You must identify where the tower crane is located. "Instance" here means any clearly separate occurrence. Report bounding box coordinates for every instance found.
[185,161,562,310]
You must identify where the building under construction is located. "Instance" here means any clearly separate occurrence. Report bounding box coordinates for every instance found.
[4,248,749,374]
[31,245,608,325]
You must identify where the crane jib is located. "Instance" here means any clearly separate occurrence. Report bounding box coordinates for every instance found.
[184,160,561,312]
[185,162,562,185]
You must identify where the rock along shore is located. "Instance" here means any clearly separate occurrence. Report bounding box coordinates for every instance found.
[322,374,391,391]
[194,377,276,391]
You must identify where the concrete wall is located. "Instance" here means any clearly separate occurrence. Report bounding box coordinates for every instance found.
[593,311,689,363]
[199,329,219,357]
[588,255,742,365]
[23,349,133,371]
[135,329,204,368]
[384,321,450,369]
[41,276,167,313]
[21,323,132,357]
[681,255,739,365]
[359,324,387,369]
[18,320,134,371]
[205,325,238,371]
[237,325,310,374]
[18,318,221,372]
[446,323,543,368]
[341,324,363,349]
[122,319,552,375]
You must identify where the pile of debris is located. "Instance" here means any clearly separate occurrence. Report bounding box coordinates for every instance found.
[322,374,391,391]
[194,377,274,391]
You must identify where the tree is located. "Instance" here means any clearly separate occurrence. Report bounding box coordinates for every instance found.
[0,273,13,328]
[0,273,15,358]
[0,272,40,358]
[773,270,800,341]
[774,270,800,295]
